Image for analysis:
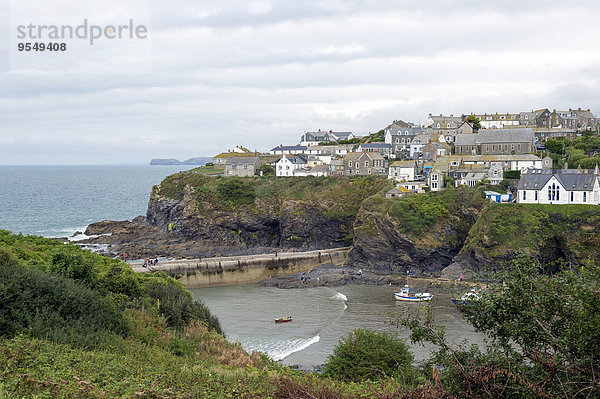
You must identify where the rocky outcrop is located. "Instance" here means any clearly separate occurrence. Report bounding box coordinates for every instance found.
[347,188,486,276]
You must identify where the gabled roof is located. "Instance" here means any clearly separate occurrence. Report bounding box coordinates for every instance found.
[518,169,599,191]
[330,132,353,140]
[359,143,392,149]
[390,160,417,168]
[225,157,258,165]
[271,145,307,151]
[279,154,308,164]
[455,129,534,145]
[388,127,422,136]
[344,152,384,161]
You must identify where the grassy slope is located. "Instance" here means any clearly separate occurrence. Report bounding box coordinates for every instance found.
[462,203,600,262]
[153,173,395,220]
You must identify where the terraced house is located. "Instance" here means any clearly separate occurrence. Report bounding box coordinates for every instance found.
[454,128,535,155]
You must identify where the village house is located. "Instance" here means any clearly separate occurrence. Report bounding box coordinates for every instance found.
[343,152,388,176]
[293,165,329,177]
[329,159,345,176]
[213,146,258,169]
[224,157,260,177]
[275,154,308,177]
[454,128,535,155]
[398,181,427,193]
[300,130,355,146]
[384,122,422,154]
[357,143,392,157]
[421,141,448,160]
[388,160,417,181]
[459,154,553,172]
[423,113,463,134]
[385,186,411,198]
[410,134,448,158]
[270,145,308,155]
[517,167,600,204]
[468,112,520,129]
[449,163,503,187]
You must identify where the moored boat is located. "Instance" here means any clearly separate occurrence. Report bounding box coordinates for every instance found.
[394,285,432,302]
[275,317,292,323]
[451,289,481,309]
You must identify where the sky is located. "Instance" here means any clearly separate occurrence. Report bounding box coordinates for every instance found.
[1,0,600,165]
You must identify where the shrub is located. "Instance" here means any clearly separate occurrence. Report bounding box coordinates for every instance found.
[0,262,128,349]
[216,177,256,205]
[321,328,414,382]
[503,170,521,179]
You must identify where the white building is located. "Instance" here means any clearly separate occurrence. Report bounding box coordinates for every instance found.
[388,160,417,181]
[270,145,308,155]
[276,155,308,177]
[517,167,600,204]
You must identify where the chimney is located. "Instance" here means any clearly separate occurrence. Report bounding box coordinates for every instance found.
[578,165,582,173]
[595,164,599,175]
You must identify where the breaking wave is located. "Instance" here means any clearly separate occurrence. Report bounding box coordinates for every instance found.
[267,335,321,361]
[331,292,348,301]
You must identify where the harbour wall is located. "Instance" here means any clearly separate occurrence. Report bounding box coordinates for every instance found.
[130,248,350,287]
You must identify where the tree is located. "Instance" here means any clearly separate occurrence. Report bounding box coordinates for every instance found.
[399,257,600,398]
[321,328,414,382]
[466,115,481,130]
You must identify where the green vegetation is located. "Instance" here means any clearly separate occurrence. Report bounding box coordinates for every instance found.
[322,329,414,383]
[361,187,486,237]
[155,173,394,219]
[399,257,600,398]
[465,115,481,130]
[502,170,521,179]
[462,203,600,264]
[545,134,600,169]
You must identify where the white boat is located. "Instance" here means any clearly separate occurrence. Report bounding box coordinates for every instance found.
[394,285,432,302]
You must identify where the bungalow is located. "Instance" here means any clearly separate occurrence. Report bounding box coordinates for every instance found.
[517,167,600,204]
[213,146,258,169]
[386,186,411,198]
[276,154,308,177]
[450,164,503,187]
[398,181,427,193]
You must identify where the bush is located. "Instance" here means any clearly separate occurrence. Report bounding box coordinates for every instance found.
[503,170,521,179]
[321,328,414,382]
[0,262,128,349]
[216,177,256,205]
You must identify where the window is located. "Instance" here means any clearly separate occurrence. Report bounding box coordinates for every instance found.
[437,123,441,128]
[525,115,529,120]
[365,161,369,167]
[584,192,587,202]
[523,191,526,200]
[517,144,521,151]
[571,192,574,202]
[348,161,353,167]
[486,116,492,120]
[548,183,560,201]
[431,182,438,189]
[535,191,538,201]
[432,174,438,181]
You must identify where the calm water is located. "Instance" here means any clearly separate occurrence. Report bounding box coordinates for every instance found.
[191,284,486,368]
[0,165,196,237]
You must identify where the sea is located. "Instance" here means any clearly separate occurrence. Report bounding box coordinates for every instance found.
[0,165,485,368]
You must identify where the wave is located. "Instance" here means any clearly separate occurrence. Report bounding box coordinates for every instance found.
[268,334,320,361]
[331,292,348,301]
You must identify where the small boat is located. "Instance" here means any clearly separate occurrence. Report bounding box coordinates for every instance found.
[275,317,292,323]
[394,285,432,302]
[451,289,481,309]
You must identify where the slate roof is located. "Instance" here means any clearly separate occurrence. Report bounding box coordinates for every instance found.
[331,132,353,140]
[271,145,307,151]
[345,152,384,161]
[518,169,599,191]
[224,157,258,165]
[455,129,534,146]
[390,161,417,168]
[280,154,308,164]
[388,127,422,136]
[411,135,437,145]
[359,143,392,149]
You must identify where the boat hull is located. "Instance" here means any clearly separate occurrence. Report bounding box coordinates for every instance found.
[394,293,432,302]
[275,318,292,323]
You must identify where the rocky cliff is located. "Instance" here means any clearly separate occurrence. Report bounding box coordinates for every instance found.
[347,187,487,276]
[84,172,393,259]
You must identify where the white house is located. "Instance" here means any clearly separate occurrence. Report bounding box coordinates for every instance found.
[276,155,308,177]
[517,167,600,204]
[398,181,427,193]
[388,160,417,181]
[270,145,308,155]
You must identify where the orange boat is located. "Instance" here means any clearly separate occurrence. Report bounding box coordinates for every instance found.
[275,317,292,323]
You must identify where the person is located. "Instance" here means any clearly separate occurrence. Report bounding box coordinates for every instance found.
[459,275,463,281]
[155,258,158,265]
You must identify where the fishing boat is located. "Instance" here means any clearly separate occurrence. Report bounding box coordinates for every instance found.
[394,285,432,302]
[451,289,481,309]
[274,317,292,323]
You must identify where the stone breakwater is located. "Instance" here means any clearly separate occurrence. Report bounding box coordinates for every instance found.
[130,248,350,287]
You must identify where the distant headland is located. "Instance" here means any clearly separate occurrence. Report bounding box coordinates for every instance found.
[149,157,213,166]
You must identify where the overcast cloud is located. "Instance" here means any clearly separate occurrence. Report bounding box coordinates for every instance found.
[1,0,600,164]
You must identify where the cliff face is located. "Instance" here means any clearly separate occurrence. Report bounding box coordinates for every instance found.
[347,188,487,276]
[138,173,394,257]
[444,203,600,277]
